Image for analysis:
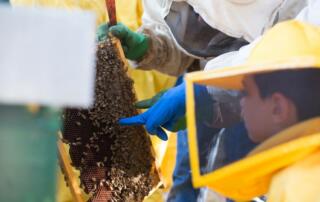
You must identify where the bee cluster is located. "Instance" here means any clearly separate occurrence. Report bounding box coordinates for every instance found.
[61,39,159,202]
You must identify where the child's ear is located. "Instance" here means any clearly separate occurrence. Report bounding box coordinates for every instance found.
[271,93,297,124]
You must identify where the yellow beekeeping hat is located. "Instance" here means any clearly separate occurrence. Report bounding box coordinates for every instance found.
[187,20,320,90]
[185,20,320,201]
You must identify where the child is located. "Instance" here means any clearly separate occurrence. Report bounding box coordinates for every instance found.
[187,20,320,202]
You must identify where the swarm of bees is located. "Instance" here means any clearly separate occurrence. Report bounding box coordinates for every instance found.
[61,38,160,202]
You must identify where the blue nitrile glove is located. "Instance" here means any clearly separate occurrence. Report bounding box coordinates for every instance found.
[135,90,187,132]
[119,82,187,141]
[96,22,149,60]
[119,82,211,141]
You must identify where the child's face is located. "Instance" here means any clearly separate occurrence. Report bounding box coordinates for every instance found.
[240,75,298,143]
[240,76,273,143]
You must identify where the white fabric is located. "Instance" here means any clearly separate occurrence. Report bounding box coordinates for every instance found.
[187,0,283,42]
[188,0,308,42]
[204,0,320,73]
[142,0,305,43]
[295,0,320,25]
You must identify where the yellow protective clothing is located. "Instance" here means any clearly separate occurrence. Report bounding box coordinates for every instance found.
[185,20,320,201]
[193,118,320,201]
[10,0,177,201]
[267,150,320,202]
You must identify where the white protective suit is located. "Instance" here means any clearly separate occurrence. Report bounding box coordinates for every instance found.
[205,0,320,71]
[133,0,306,77]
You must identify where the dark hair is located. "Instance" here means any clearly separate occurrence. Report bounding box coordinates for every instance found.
[254,68,320,121]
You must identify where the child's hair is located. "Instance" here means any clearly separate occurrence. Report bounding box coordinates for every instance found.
[254,68,320,121]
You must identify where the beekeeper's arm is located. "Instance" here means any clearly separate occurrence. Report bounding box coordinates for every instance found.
[96,1,194,77]
[133,22,195,77]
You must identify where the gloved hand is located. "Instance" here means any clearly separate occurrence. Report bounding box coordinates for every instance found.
[96,23,149,60]
[135,90,187,132]
[119,82,187,141]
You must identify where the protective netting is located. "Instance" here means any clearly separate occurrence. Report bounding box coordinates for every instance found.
[61,38,160,202]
